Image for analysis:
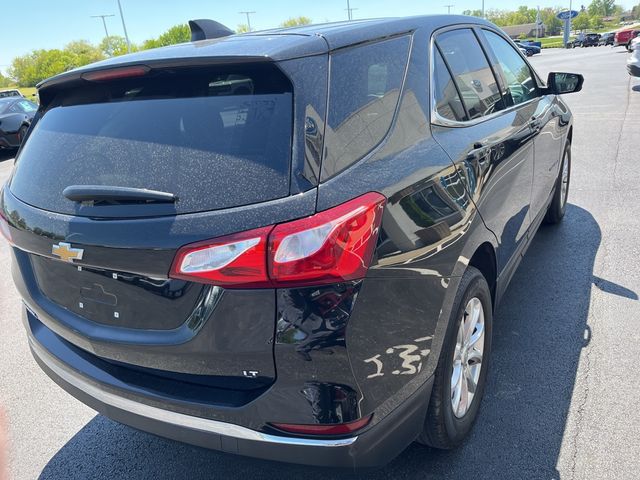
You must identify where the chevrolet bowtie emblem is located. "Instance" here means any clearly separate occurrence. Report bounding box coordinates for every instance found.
[52,242,84,263]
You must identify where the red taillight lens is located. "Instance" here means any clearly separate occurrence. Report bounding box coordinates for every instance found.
[270,415,373,436]
[269,192,386,287]
[169,226,273,288]
[0,211,12,244]
[81,65,150,82]
[169,192,386,288]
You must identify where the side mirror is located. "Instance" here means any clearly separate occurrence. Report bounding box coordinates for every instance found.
[546,72,584,95]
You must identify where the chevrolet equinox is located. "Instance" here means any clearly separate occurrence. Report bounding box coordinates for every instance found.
[0,16,583,468]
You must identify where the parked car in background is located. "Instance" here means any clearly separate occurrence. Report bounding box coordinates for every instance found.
[519,46,532,56]
[598,32,615,46]
[0,98,37,149]
[0,15,583,468]
[514,39,541,55]
[0,89,23,99]
[614,28,640,51]
[570,33,601,48]
[628,36,640,77]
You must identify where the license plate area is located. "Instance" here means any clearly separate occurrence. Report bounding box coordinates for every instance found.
[30,255,203,330]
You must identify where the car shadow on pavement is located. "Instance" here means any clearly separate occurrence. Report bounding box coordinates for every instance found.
[0,150,15,162]
[39,204,630,480]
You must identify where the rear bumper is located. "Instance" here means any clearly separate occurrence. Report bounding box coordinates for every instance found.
[28,322,433,468]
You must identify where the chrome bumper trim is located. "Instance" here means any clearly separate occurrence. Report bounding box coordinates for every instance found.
[29,338,358,448]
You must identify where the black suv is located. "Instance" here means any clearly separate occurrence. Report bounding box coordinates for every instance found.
[0,16,582,468]
[571,32,601,47]
[599,32,615,46]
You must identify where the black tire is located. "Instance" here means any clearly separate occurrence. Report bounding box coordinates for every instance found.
[526,49,534,56]
[17,125,28,145]
[417,266,492,449]
[544,141,571,224]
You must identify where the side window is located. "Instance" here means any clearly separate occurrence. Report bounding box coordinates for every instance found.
[435,29,504,120]
[433,49,467,122]
[322,35,410,180]
[16,101,37,113]
[482,30,538,106]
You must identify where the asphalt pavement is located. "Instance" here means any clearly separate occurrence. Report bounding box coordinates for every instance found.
[1,46,639,480]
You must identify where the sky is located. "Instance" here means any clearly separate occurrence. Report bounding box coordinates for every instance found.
[1,0,637,75]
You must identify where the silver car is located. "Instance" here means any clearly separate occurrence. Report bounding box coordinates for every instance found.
[628,36,640,77]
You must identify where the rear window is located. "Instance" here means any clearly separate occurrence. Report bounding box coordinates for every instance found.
[321,35,410,180]
[10,65,293,217]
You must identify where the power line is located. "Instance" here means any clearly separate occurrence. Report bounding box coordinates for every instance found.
[239,11,256,31]
[444,4,455,14]
[90,14,115,38]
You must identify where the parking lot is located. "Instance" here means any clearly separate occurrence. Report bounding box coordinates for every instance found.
[1,46,639,479]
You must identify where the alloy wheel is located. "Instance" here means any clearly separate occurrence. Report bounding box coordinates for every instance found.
[561,154,569,207]
[451,297,485,418]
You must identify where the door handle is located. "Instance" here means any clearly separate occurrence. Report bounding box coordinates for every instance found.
[529,117,541,131]
[468,142,491,166]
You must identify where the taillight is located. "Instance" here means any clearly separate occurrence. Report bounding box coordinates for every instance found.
[0,210,12,244]
[169,192,386,288]
[269,192,385,286]
[270,415,373,436]
[170,226,272,288]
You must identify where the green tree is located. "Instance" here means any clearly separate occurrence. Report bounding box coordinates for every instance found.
[0,72,12,88]
[572,12,591,31]
[142,24,190,50]
[587,0,616,17]
[99,35,130,57]
[543,11,564,36]
[236,24,250,33]
[280,16,312,27]
[64,40,105,68]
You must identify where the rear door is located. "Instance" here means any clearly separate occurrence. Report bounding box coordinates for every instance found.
[4,62,314,385]
[430,27,535,276]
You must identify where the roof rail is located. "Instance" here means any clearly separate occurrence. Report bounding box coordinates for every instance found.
[188,19,235,41]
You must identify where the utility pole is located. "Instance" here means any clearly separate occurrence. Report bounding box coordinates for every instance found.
[444,4,455,14]
[91,14,115,38]
[239,11,256,31]
[482,0,485,18]
[345,0,357,20]
[115,0,131,53]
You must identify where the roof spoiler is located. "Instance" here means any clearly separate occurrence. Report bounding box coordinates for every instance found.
[188,19,235,41]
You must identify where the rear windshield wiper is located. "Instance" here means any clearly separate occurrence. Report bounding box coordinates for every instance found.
[63,185,178,205]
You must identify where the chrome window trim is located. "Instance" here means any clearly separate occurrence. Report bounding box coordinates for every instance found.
[29,337,358,448]
[429,24,541,128]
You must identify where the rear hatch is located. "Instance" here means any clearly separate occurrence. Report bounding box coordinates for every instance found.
[5,61,316,387]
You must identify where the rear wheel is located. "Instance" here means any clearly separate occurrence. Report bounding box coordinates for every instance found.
[417,266,492,449]
[544,141,571,224]
[17,125,28,145]
[526,49,534,56]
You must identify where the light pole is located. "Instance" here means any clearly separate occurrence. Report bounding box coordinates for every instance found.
[239,11,256,32]
[116,0,131,53]
[345,0,358,20]
[482,0,485,18]
[91,14,115,38]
